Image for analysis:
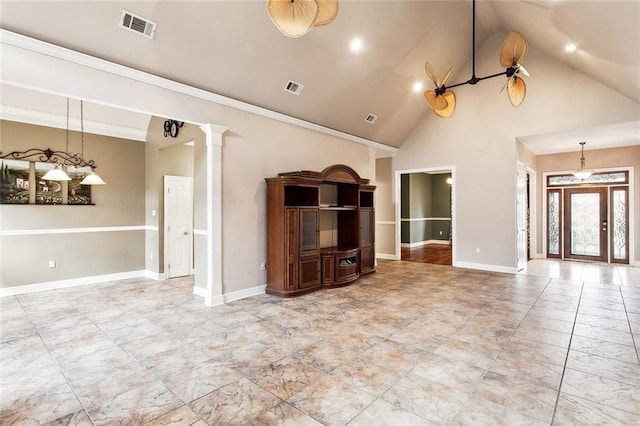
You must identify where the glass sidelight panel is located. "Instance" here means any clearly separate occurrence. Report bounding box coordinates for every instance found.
[569,192,601,257]
[611,187,628,262]
[547,190,561,256]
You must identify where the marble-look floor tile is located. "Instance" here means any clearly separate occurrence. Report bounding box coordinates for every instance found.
[143,405,204,425]
[288,374,376,426]
[330,354,407,396]
[511,324,572,348]
[85,380,182,425]
[138,344,211,378]
[411,353,486,393]
[251,401,324,426]
[348,398,433,426]
[161,359,242,403]
[452,393,548,426]
[433,337,502,370]
[572,323,635,347]
[570,334,638,365]
[471,371,557,423]
[490,351,564,390]
[561,368,640,414]
[0,382,83,425]
[247,356,324,400]
[69,361,157,403]
[566,349,640,386]
[382,373,469,423]
[189,377,281,425]
[39,409,93,425]
[553,393,639,425]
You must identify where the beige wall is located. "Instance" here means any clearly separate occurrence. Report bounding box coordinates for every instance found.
[216,106,376,294]
[375,157,395,256]
[144,117,199,275]
[0,120,145,287]
[386,33,639,271]
[536,146,640,262]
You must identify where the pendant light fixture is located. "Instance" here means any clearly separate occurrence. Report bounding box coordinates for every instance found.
[42,98,72,181]
[572,141,593,180]
[78,101,106,185]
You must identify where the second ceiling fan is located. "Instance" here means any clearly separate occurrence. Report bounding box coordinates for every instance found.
[424,0,530,117]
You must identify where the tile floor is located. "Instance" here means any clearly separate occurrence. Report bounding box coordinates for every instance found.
[1,259,639,425]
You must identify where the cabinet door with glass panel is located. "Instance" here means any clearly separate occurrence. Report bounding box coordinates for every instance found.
[299,208,319,255]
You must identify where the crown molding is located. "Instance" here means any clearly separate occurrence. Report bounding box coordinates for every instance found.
[0,105,149,142]
[0,29,398,158]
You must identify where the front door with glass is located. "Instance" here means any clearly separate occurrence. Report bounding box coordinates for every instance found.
[563,187,607,262]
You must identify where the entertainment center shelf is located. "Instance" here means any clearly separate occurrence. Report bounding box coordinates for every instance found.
[265,164,375,297]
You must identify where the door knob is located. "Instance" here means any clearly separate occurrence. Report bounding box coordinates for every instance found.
[183,232,188,236]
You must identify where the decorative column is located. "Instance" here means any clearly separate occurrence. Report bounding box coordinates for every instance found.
[200,124,227,306]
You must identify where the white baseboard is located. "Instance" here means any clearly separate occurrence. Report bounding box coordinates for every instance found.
[401,239,450,248]
[192,284,266,305]
[144,270,166,280]
[376,253,398,260]
[0,270,155,297]
[453,261,517,274]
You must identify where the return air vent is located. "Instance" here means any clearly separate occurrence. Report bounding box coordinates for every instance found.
[284,80,304,95]
[120,10,157,39]
[364,114,378,124]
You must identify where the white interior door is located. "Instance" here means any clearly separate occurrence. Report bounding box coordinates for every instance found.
[165,176,193,278]
[516,162,527,271]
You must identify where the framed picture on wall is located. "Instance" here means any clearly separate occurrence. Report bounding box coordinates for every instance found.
[0,159,30,204]
[67,166,92,205]
[35,162,63,205]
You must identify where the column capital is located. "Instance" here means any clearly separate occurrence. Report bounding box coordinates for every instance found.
[200,124,228,146]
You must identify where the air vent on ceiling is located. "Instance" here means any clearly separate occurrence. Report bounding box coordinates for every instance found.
[120,10,157,39]
[284,80,304,95]
[364,114,378,124]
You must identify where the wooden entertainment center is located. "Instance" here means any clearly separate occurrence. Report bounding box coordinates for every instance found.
[265,164,375,297]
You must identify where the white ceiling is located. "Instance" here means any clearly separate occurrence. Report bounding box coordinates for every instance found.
[0,1,638,154]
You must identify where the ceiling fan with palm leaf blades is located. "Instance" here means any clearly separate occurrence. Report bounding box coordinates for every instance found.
[267,0,339,38]
[424,0,530,117]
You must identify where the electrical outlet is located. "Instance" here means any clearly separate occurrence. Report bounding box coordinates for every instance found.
[475,248,480,254]
[150,253,154,260]
[261,262,267,270]
[48,260,56,268]
[439,231,443,235]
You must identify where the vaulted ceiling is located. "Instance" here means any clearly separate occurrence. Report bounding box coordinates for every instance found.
[1,1,638,153]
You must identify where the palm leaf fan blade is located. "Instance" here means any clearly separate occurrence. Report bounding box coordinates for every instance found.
[314,0,338,26]
[425,62,439,87]
[507,76,526,107]
[267,0,319,38]
[500,31,528,67]
[424,91,448,111]
[434,91,456,118]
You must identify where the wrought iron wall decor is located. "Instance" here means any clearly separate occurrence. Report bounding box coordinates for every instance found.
[163,119,184,138]
[0,147,97,170]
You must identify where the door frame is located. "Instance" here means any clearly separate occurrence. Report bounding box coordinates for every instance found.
[394,166,456,264]
[542,166,635,265]
[516,162,537,270]
[563,186,608,262]
[164,175,194,278]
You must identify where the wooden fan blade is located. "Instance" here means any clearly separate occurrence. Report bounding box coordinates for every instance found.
[500,31,528,67]
[424,91,448,111]
[425,62,439,87]
[434,91,456,117]
[267,0,319,38]
[507,76,526,107]
[441,69,452,87]
[314,0,338,26]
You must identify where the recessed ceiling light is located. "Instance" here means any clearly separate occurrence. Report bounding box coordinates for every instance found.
[564,43,577,53]
[412,81,424,93]
[350,37,363,53]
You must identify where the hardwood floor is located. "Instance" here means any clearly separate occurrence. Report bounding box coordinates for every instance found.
[401,243,452,265]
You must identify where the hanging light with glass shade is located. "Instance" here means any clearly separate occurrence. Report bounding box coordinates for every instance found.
[1,98,105,185]
[78,101,106,185]
[42,98,73,181]
[572,141,593,180]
